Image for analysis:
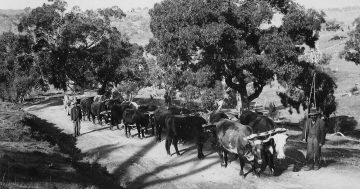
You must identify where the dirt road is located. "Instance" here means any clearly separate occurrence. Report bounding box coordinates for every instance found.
[25,100,360,189]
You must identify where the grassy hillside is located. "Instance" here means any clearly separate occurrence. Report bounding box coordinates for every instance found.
[0,7,152,46]
[113,7,153,46]
[323,6,360,26]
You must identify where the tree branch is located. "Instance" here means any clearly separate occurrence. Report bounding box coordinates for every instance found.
[248,81,265,102]
[225,76,240,90]
[86,32,106,49]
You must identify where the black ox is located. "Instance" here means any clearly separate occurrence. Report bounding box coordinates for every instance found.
[164,115,207,159]
[153,106,191,142]
[122,109,150,138]
[90,101,107,125]
[110,102,137,130]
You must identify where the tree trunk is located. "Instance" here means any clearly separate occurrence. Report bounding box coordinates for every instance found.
[240,94,250,111]
[236,92,242,114]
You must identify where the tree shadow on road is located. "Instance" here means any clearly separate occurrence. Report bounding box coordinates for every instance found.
[129,157,219,188]
[84,144,126,163]
[24,114,122,189]
[81,126,113,136]
[109,134,222,188]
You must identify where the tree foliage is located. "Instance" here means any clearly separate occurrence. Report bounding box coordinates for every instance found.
[16,0,145,94]
[0,32,47,102]
[148,0,333,110]
[341,18,360,65]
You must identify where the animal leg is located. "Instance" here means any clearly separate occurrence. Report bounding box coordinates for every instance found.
[151,119,155,136]
[128,126,132,137]
[269,153,275,175]
[217,147,227,167]
[239,157,245,176]
[157,125,162,142]
[173,137,181,156]
[220,149,228,167]
[260,153,269,173]
[141,125,145,138]
[98,115,102,125]
[136,124,142,138]
[125,124,129,138]
[165,136,172,155]
[91,114,95,124]
[223,150,228,167]
[197,142,205,159]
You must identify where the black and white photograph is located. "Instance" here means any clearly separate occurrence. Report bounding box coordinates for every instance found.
[1,0,360,188]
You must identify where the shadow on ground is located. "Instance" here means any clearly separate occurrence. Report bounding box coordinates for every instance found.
[5,114,123,189]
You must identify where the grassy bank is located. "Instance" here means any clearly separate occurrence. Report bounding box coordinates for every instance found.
[0,102,121,189]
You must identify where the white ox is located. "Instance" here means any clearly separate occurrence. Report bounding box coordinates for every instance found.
[257,130,289,175]
[265,132,288,159]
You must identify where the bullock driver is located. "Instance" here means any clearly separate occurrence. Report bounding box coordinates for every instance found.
[71,99,82,137]
[302,109,326,171]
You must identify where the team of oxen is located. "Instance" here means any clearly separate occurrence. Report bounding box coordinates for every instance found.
[63,94,289,178]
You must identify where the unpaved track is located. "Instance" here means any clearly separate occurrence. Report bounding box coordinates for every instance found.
[25,101,360,189]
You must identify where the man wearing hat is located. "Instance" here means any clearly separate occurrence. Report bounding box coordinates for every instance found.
[302,108,326,171]
[70,99,82,137]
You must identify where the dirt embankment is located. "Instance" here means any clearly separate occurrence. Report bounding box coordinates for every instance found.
[0,102,121,189]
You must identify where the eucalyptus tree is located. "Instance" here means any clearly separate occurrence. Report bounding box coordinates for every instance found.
[148,0,336,110]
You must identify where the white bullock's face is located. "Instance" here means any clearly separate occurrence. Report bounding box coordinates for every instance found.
[273,133,288,159]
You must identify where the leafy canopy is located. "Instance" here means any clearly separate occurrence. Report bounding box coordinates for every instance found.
[17,0,146,93]
[341,18,360,65]
[148,0,333,110]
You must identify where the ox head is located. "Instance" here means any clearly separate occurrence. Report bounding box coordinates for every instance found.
[245,136,265,165]
[263,133,288,159]
[249,139,265,165]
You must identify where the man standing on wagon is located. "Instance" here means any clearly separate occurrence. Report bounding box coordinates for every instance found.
[302,108,326,171]
[71,99,82,137]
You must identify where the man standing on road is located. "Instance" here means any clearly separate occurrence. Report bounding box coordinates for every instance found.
[302,108,326,171]
[71,99,82,137]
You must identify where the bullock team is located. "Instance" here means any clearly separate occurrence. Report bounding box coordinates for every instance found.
[63,94,288,178]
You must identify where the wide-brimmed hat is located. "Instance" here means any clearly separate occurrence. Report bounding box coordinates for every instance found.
[308,108,320,117]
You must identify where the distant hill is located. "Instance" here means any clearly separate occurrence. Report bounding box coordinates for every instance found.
[323,6,360,26]
[0,9,24,15]
[0,9,24,34]
[113,7,153,46]
[1,6,360,46]
[0,8,153,46]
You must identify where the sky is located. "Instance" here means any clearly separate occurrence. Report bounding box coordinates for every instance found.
[1,0,360,11]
